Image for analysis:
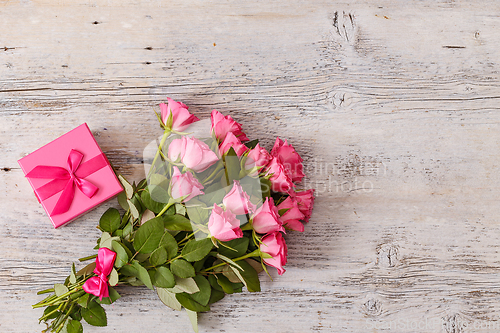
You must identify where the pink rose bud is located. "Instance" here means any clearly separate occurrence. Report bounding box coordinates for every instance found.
[160,97,200,132]
[219,132,249,157]
[244,143,271,173]
[223,180,257,215]
[208,204,244,242]
[260,232,287,275]
[277,196,305,232]
[168,136,219,173]
[271,137,305,183]
[289,189,315,223]
[264,156,293,193]
[170,166,204,202]
[210,110,249,142]
[251,197,285,234]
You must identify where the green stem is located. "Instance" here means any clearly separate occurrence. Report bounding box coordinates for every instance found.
[148,128,171,178]
[156,200,175,218]
[78,254,97,262]
[202,249,261,272]
[55,303,75,333]
[37,288,55,295]
[33,281,86,309]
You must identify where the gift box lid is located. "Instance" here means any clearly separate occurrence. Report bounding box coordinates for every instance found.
[18,123,123,228]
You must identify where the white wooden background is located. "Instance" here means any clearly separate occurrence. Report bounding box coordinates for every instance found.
[2,1,500,332]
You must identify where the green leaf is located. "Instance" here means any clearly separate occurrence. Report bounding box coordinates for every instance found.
[97,286,121,305]
[149,173,169,186]
[127,199,140,219]
[186,309,199,333]
[157,287,182,311]
[141,209,156,224]
[150,247,168,266]
[175,203,186,215]
[190,275,211,306]
[181,238,213,262]
[69,263,77,284]
[99,232,120,250]
[141,189,165,214]
[244,139,259,149]
[197,183,226,206]
[117,191,129,210]
[66,319,83,333]
[163,214,193,231]
[81,301,107,327]
[122,221,133,238]
[223,148,241,186]
[54,283,69,297]
[154,266,176,288]
[42,305,59,320]
[133,217,164,253]
[108,286,121,302]
[160,231,178,260]
[221,265,242,283]
[118,263,138,278]
[132,260,154,290]
[168,277,199,294]
[185,207,207,225]
[175,293,210,312]
[208,289,225,305]
[99,208,121,234]
[218,237,249,258]
[149,184,170,204]
[118,174,134,199]
[111,241,129,268]
[208,275,223,292]
[260,177,272,199]
[108,268,119,286]
[233,260,261,292]
[170,259,195,278]
[215,274,235,294]
[76,293,90,308]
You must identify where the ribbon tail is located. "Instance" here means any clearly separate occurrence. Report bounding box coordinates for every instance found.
[51,179,75,216]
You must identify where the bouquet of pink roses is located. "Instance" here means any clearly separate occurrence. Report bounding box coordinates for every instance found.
[33,98,314,333]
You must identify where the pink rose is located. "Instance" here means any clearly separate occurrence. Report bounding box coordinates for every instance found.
[277,196,305,232]
[289,189,315,223]
[223,180,256,215]
[208,204,243,242]
[244,143,271,173]
[211,110,249,142]
[260,232,287,275]
[264,156,293,193]
[160,97,199,132]
[271,137,305,183]
[170,166,204,202]
[251,197,284,234]
[219,132,249,157]
[168,136,219,173]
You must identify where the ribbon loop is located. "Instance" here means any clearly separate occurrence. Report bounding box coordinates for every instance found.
[25,149,107,216]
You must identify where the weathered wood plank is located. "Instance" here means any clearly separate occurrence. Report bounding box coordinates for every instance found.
[2,0,500,332]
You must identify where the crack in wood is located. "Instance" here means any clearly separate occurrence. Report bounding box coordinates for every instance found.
[332,11,355,43]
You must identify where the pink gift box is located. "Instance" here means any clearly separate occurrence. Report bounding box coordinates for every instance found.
[18,124,123,228]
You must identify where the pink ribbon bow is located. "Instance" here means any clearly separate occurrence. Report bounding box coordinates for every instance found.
[82,248,117,300]
[26,149,107,216]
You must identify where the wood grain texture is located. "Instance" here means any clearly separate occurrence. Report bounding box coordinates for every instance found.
[2,0,500,332]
